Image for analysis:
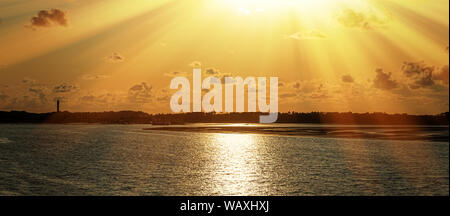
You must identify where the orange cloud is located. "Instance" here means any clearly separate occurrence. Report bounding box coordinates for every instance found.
[28,9,68,29]
[373,68,398,90]
[342,75,355,83]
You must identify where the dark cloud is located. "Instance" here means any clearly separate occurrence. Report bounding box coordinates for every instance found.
[286,81,333,100]
[205,67,221,76]
[106,52,124,63]
[128,82,152,104]
[220,73,235,84]
[342,74,354,83]
[165,66,232,84]
[434,65,449,85]
[337,9,390,30]
[374,58,448,94]
[373,68,398,90]
[164,71,188,77]
[53,83,79,93]
[29,9,67,28]
[202,68,235,84]
[82,74,110,80]
[22,77,36,85]
[402,61,435,89]
[292,82,301,89]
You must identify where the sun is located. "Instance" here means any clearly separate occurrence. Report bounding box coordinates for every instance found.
[220,0,341,16]
[222,0,337,10]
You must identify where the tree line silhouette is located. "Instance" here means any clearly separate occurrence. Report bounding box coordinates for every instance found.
[0,111,448,125]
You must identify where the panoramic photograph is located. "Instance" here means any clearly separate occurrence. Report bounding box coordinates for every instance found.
[0,0,449,203]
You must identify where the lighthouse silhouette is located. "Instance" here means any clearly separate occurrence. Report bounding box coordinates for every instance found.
[57,99,60,112]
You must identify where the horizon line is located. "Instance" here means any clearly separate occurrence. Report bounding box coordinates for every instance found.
[1,110,449,116]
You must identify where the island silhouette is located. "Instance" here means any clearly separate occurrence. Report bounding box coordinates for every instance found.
[0,110,448,125]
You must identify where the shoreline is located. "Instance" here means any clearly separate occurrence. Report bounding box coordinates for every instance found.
[144,126,450,142]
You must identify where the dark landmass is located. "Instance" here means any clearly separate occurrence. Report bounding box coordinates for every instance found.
[0,110,448,125]
[145,125,449,142]
[0,111,152,124]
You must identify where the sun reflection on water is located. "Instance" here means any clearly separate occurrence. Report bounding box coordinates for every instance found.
[209,133,263,195]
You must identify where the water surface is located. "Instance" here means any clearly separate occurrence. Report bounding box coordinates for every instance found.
[0,124,448,196]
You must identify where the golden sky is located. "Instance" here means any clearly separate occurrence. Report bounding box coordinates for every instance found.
[0,0,448,114]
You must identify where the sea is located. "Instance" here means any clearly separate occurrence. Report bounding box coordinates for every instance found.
[0,124,448,196]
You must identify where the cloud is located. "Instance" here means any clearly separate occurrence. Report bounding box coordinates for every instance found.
[203,69,238,85]
[190,61,202,68]
[434,65,449,85]
[53,83,79,93]
[290,81,318,94]
[336,9,391,30]
[292,82,301,89]
[401,61,436,89]
[284,80,334,100]
[156,89,171,102]
[128,82,152,104]
[373,58,448,95]
[106,52,124,63]
[220,73,236,84]
[307,83,332,100]
[342,75,355,83]
[164,71,188,77]
[22,77,36,85]
[286,30,327,40]
[29,87,47,104]
[80,93,117,105]
[157,95,170,102]
[165,66,234,84]
[203,67,233,84]
[1,88,51,110]
[28,9,68,28]
[309,92,331,99]
[82,74,110,80]
[373,68,398,90]
[205,67,221,76]
[0,92,9,102]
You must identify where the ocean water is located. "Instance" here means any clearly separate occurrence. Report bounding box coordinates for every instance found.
[0,124,448,196]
